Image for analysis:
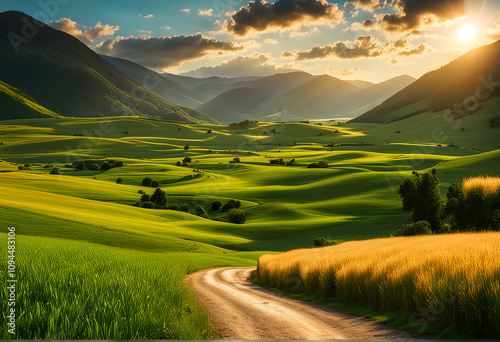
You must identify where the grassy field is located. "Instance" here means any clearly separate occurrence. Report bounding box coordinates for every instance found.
[0,114,499,338]
[255,232,500,338]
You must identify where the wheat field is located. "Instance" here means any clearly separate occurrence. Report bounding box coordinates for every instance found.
[256,232,500,337]
[463,176,500,197]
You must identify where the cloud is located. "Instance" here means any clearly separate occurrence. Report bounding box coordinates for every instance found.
[327,65,361,76]
[224,0,344,37]
[138,30,152,34]
[181,8,191,14]
[143,14,154,18]
[263,38,279,44]
[183,53,297,77]
[289,26,319,38]
[396,43,432,56]
[95,34,243,69]
[284,35,432,60]
[161,26,171,30]
[371,0,466,34]
[486,19,500,41]
[49,18,119,46]
[350,0,389,12]
[198,9,215,17]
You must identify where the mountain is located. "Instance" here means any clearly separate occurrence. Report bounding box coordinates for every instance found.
[0,11,217,123]
[101,55,210,107]
[346,80,375,89]
[352,41,500,123]
[192,71,314,100]
[195,72,317,121]
[249,75,361,120]
[0,79,58,120]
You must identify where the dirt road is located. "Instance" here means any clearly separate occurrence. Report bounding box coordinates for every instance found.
[185,267,413,340]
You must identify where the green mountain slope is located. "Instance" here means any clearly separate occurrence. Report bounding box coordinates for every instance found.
[0,79,59,119]
[101,55,210,106]
[352,41,500,123]
[0,11,217,124]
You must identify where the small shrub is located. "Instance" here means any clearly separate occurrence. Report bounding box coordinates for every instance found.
[49,167,61,175]
[211,200,222,211]
[138,190,144,194]
[151,180,160,188]
[207,129,212,134]
[176,161,182,166]
[286,159,296,166]
[221,201,236,212]
[142,177,153,187]
[116,177,123,184]
[17,165,25,170]
[168,203,180,211]
[114,160,123,167]
[234,200,241,208]
[180,204,190,213]
[24,163,31,168]
[313,237,337,247]
[183,157,192,163]
[184,145,189,150]
[195,205,209,218]
[397,221,432,236]
[228,209,246,224]
[141,201,156,209]
[229,157,240,164]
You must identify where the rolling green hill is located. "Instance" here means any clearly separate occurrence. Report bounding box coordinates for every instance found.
[0,79,58,119]
[0,11,217,124]
[352,40,500,123]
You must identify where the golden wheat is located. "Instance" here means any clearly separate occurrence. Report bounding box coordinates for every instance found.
[463,176,500,198]
[256,232,500,337]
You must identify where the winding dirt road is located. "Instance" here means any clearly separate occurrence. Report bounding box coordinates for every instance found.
[185,267,413,340]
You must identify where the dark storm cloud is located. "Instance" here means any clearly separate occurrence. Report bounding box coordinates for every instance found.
[225,0,344,37]
[95,34,243,69]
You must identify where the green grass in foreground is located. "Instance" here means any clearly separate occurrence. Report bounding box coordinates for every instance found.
[0,235,260,339]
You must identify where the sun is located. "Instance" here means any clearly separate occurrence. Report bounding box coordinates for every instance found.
[458,25,478,41]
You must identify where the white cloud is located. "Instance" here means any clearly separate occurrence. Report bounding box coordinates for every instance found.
[181,8,191,14]
[198,9,215,17]
[49,18,119,46]
[143,14,154,19]
[161,26,171,30]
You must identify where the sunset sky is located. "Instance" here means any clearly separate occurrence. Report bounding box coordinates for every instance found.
[2,0,500,82]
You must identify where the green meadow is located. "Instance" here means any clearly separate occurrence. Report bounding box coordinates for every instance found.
[1,101,499,339]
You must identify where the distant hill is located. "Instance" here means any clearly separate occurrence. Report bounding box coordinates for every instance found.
[0,11,217,123]
[101,55,210,107]
[250,75,361,120]
[352,41,500,123]
[345,80,375,89]
[0,79,58,120]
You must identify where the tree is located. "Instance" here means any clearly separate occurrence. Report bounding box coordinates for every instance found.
[116,177,123,184]
[307,161,328,168]
[50,167,61,175]
[150,188,167,207]
[397,221,432,236]
[398,172,443,233]
[183,157,192,163]
[114,160,124,167]
[195,205,209,218]
[151,180,160,188]
[142,177,153,187]
[180,204,190,212]
[228,209,246,224]
[100,162,111,170]
[221,200,236,212]
[176,161,182,166]
[207,129,212,134]
[229,157,240,164]
[211,200,222,211]
[91,164,100,171]
[184,144,190,150]
[73,161,85,171]
[141,194,151,202]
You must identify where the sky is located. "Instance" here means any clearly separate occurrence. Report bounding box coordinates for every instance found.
[1,0,500,83]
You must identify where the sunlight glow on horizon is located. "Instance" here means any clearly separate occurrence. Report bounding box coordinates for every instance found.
[458,24,478,41]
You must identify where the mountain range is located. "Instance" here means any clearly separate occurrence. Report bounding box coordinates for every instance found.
[0,11,217,124]
[1,10,499,126]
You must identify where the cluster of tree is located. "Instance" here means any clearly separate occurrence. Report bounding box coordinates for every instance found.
[176,157,191,167]
[229,157,240,164]
[211,199,246,224]
[269,158,296,166]
[17,163,31,170]
[72,159,123,171]
[137,188,168,209]
[307,161,328,168]
[228,120,257,128]
[398,171,500,235]
[142,177,160,188]
[313,237,338,247]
